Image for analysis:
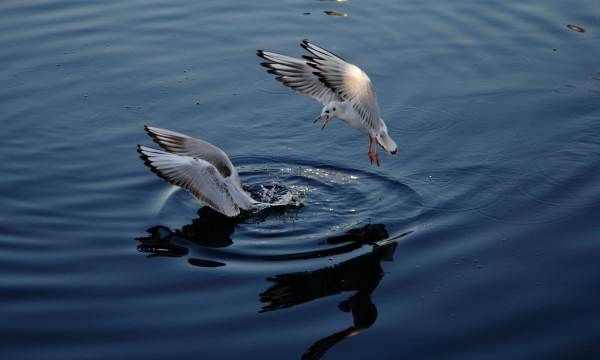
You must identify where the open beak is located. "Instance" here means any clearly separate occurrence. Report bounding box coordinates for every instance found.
[321,115,330,130]
[313,114,322,123]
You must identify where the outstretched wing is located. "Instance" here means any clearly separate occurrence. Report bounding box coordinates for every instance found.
[257,50,340,105]
[301,40,382,133]
[138,145,241,217]
[144,126,235,180]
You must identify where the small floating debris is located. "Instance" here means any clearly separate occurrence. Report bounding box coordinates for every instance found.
[566,24,585,33]
[324,10,347,17]
[303,12,311,15]
[188,258,225,268]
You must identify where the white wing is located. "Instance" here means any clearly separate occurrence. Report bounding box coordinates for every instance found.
[144,126,237,183]
[138,145,244,217]
[301,40,382,133]
[257,50,340,105]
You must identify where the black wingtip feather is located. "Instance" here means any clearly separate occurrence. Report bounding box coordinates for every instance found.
[300,39,347,62]
[144,127,165,150]
[261,63,281,71]
[144,125,164,147]
[137,145,177,186]
[307,63,319,71]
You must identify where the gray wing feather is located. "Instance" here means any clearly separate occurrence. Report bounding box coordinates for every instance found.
[138,145,241,217]
[300,40,382,133]
[144,126,235,180]
[257,50,340,105]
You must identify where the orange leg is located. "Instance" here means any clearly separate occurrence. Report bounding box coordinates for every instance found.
[367,137,374,164]
[373,138,380,167]
[321,116,331,130]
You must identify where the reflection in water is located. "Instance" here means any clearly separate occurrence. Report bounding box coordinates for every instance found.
[136,207,243,266]
[261,233,399,360]
[136,208,407,359]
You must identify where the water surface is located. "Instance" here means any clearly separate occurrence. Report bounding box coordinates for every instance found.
[1,0,600,359]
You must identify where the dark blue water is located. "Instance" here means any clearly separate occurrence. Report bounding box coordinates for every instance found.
[1,0,600,359]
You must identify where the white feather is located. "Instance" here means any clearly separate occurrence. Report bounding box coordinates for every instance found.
[138,127,280,217]
[258,40,398,157]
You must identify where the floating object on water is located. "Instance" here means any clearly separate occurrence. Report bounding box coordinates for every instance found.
[324,10,348,17]
[566,24,585,33]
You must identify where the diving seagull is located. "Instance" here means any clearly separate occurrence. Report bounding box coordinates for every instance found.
[137,126,286,217]
[257,40,398,166]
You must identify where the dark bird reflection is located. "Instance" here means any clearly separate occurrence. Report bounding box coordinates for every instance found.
[136,207,407,360]
[136,207,246,266]
[260,230,400,360]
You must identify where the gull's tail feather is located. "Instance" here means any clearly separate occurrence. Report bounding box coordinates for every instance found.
[377,131,398,155]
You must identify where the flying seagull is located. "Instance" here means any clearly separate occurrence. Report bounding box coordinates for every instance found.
[257,40,398,166]
[137,126,287,217]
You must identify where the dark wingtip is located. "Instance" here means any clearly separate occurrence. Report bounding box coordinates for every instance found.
[136,145,174,185]
[257,50,270,62]
[142,126,171,152]
[137,144,151,165]
[137,144,151,163]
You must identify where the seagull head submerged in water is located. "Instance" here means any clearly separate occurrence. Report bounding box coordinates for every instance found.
[137,126,294,217]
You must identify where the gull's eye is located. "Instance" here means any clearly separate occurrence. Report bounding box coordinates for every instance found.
[333,107,336,111]
[325,110,329,114]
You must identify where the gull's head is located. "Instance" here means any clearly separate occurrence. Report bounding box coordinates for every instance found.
[320,102,343,122]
